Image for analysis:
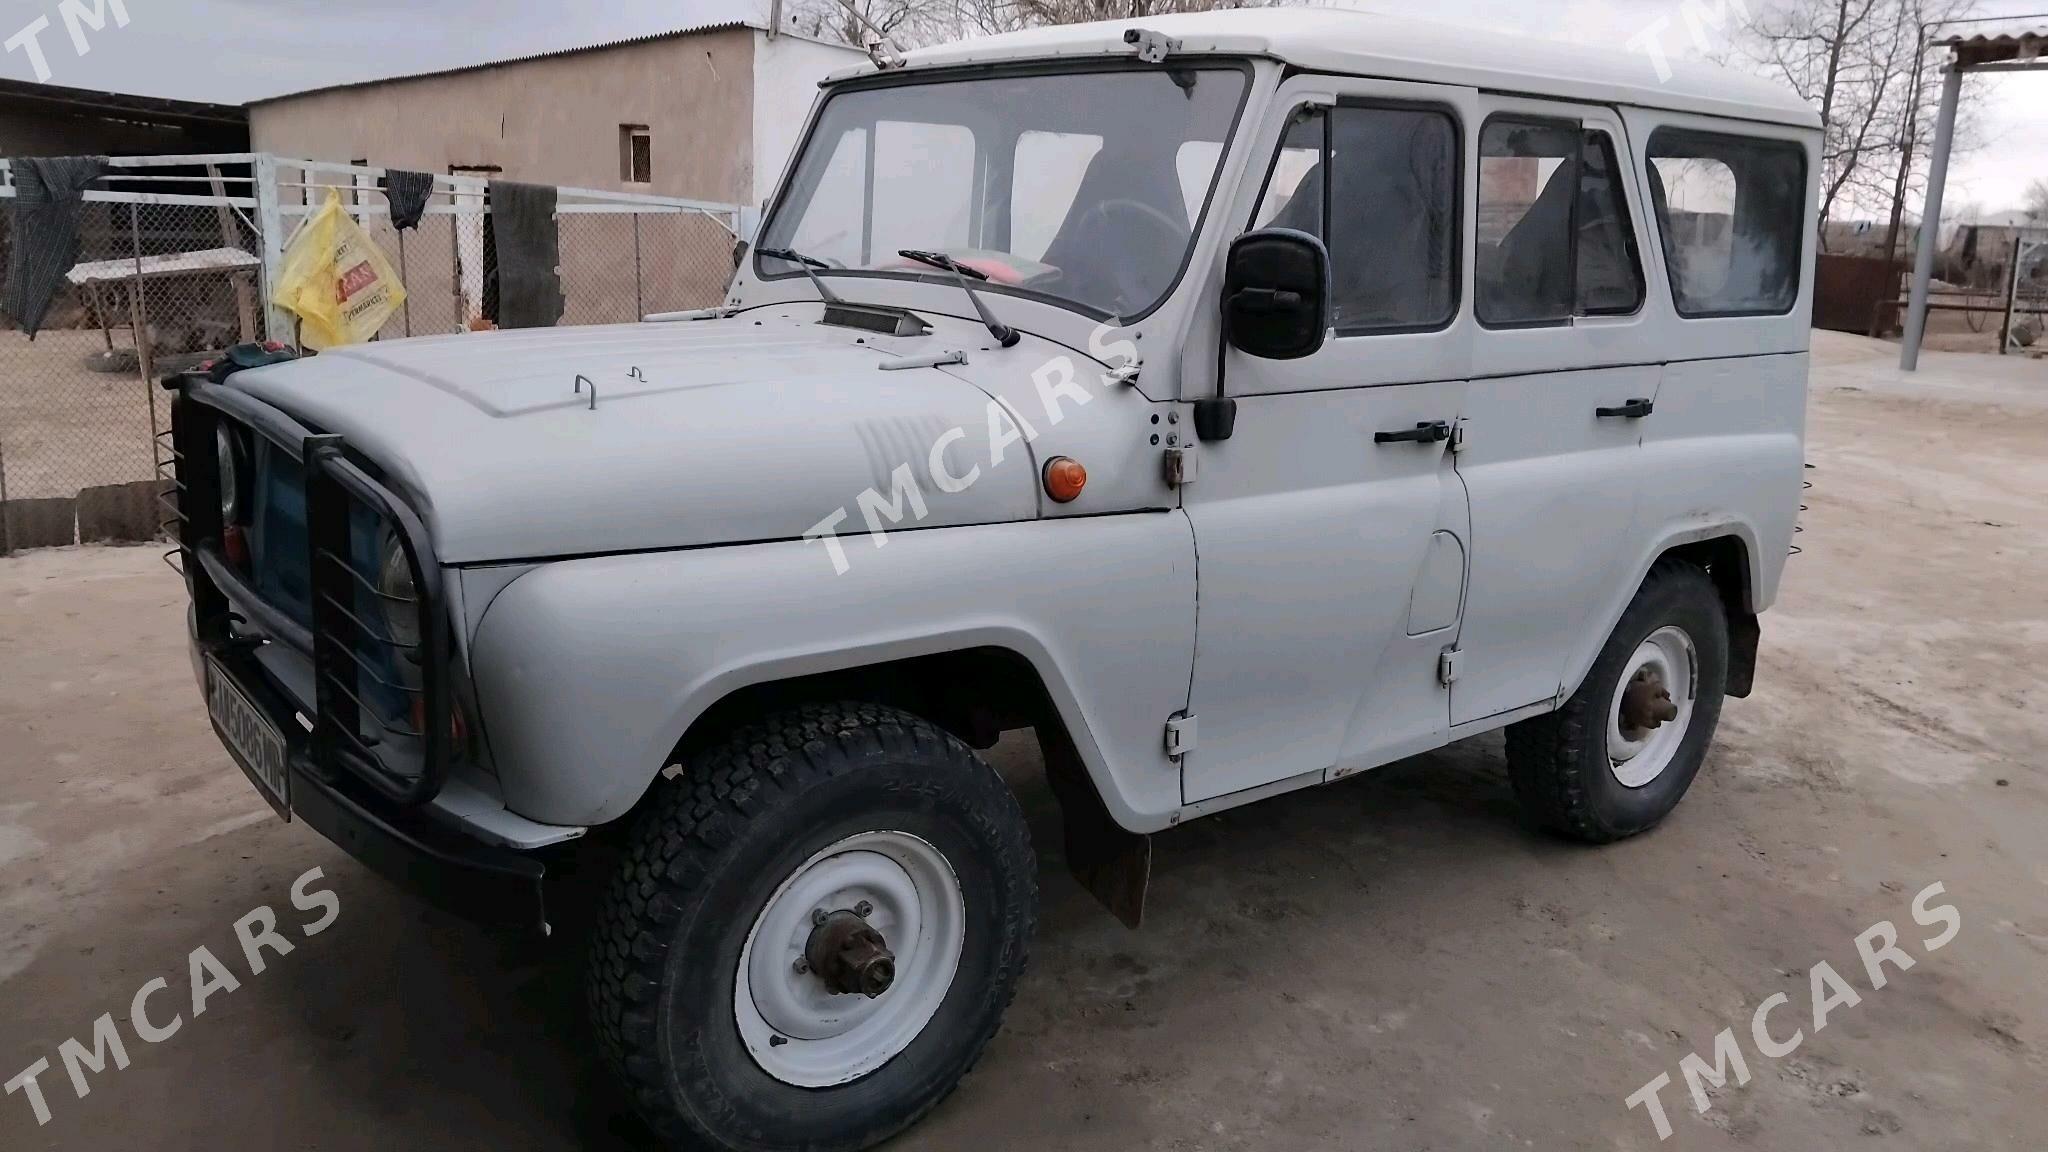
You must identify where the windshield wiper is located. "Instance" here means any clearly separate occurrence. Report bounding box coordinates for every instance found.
[897,249,1020,348]
[757,245,843,304]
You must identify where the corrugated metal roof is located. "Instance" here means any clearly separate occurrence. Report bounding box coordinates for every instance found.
[1935,26,2048,46]
[249,3,814,105]
[1934,24,2048,64]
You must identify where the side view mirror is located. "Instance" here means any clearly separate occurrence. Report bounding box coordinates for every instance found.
[1222,228,1331,361]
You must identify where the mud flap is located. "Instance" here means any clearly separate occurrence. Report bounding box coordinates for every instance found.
[1039,724,1150,929]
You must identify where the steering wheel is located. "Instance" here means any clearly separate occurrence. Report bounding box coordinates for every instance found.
[1070,198,1190,313]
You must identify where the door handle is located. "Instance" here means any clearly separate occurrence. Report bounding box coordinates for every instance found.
[1596,398,1654,419]
[1374,420,1451,445]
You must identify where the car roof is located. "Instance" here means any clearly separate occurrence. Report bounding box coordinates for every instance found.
[887,9,1820,130]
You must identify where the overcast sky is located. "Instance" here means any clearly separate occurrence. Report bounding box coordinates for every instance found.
[2,0,2042,214]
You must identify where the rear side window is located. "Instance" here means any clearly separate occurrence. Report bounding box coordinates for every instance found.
[1253,102,1460,333]
[1646,129,1807,317]
[1476,117,1645,326]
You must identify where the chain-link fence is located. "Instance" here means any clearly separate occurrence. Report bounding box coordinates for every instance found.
[0,155,744,550]
[280,161,744,338]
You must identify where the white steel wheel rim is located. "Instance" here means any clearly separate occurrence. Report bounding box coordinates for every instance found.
[734,830,965,1088]
[1607,625,1697,789]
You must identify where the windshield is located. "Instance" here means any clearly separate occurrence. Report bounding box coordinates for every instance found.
[758,64,1250,320]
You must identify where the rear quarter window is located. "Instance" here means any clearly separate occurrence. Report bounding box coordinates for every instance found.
[1645,129,1807,317]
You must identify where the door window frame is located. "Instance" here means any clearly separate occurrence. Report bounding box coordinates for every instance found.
[1247,96,1466,338]
[1475,113,1582,330]
[1472,112,1650,330]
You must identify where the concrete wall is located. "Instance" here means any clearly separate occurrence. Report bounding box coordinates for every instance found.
[751,33,859,205]
[248,28,760,205]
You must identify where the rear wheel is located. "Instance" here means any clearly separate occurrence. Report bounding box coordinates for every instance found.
[1506,560,1729,842]
[589,701,1036,1151]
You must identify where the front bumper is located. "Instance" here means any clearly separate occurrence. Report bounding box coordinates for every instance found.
[170,371,551,934]
[202,636,552,933]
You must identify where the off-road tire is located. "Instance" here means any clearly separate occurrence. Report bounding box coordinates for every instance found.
[1505,559,1729,843]
[588,701,1036,1152]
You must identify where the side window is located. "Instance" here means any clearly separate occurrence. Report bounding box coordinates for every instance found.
[1477,118,1578,325]
[1577,131,1646,315]
[1646,129,1806,316]
[1252,103,1460,334]
[1477,117,1647,325]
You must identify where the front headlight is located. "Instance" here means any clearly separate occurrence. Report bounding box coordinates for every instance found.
[215,423,243,524]
[376,533,421,652]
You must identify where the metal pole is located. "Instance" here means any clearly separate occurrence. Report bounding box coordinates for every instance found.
[2001,235,2023,354]
[633,213,645,320]
[1901,62,1963,371]
[131,203,161,490]
[398,230,412,338]
[254,154,291,341]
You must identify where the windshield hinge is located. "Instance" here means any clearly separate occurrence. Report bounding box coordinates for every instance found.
[1438,647,1463,686]
[1164,713,1197,758]
[1122,27,1182,63]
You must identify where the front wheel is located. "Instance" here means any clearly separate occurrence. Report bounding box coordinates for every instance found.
[589,702,1037,1151]
[1505,559,1729,842]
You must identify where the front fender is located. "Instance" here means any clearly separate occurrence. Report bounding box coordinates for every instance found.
[468,514,1197,829]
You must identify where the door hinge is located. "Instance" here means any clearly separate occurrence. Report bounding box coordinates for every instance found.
[1448,419,1467,455]
[1164,713,1197,758]
[1163,442,1197,487]
[1437,647,1463,686]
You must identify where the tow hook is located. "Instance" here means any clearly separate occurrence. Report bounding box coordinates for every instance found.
[804,908,896,998]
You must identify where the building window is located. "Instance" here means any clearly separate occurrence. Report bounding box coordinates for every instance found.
[621,125,652,185]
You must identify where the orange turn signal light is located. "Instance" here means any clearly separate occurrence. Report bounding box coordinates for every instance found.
[1043,456,1087,503]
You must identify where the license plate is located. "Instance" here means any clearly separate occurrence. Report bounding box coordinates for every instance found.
[205,656,290,816]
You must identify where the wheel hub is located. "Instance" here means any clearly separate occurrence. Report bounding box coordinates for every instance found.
[805,909,896,998]
[1618,667,1680,737]
[1607,626,1698,789]
[734,831,966,1087]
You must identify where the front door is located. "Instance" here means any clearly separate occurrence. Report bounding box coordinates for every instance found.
[1451,99,1661,725]
[1180,77,1476,804]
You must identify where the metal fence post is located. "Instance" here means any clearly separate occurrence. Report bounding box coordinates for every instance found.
[254,153,291,341]
[129,203,159,442]
[633,213,645,320]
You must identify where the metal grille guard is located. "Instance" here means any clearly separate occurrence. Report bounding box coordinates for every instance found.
[166,375,452,808]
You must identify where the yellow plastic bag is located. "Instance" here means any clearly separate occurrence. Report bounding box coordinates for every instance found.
[271,190,407,349]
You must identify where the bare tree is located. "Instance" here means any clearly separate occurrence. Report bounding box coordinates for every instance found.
[1732,0,1982,251]
[2025,179,2048,225]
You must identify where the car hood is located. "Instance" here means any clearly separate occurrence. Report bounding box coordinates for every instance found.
[225,315,1041,563]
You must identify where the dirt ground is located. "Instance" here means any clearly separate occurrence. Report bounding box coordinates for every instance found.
[1,331,2044,1150]
[0,327,167,501]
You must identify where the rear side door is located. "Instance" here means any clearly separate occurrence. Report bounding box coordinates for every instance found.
[1180,76,1475,804]
[1451,100,1660,726]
